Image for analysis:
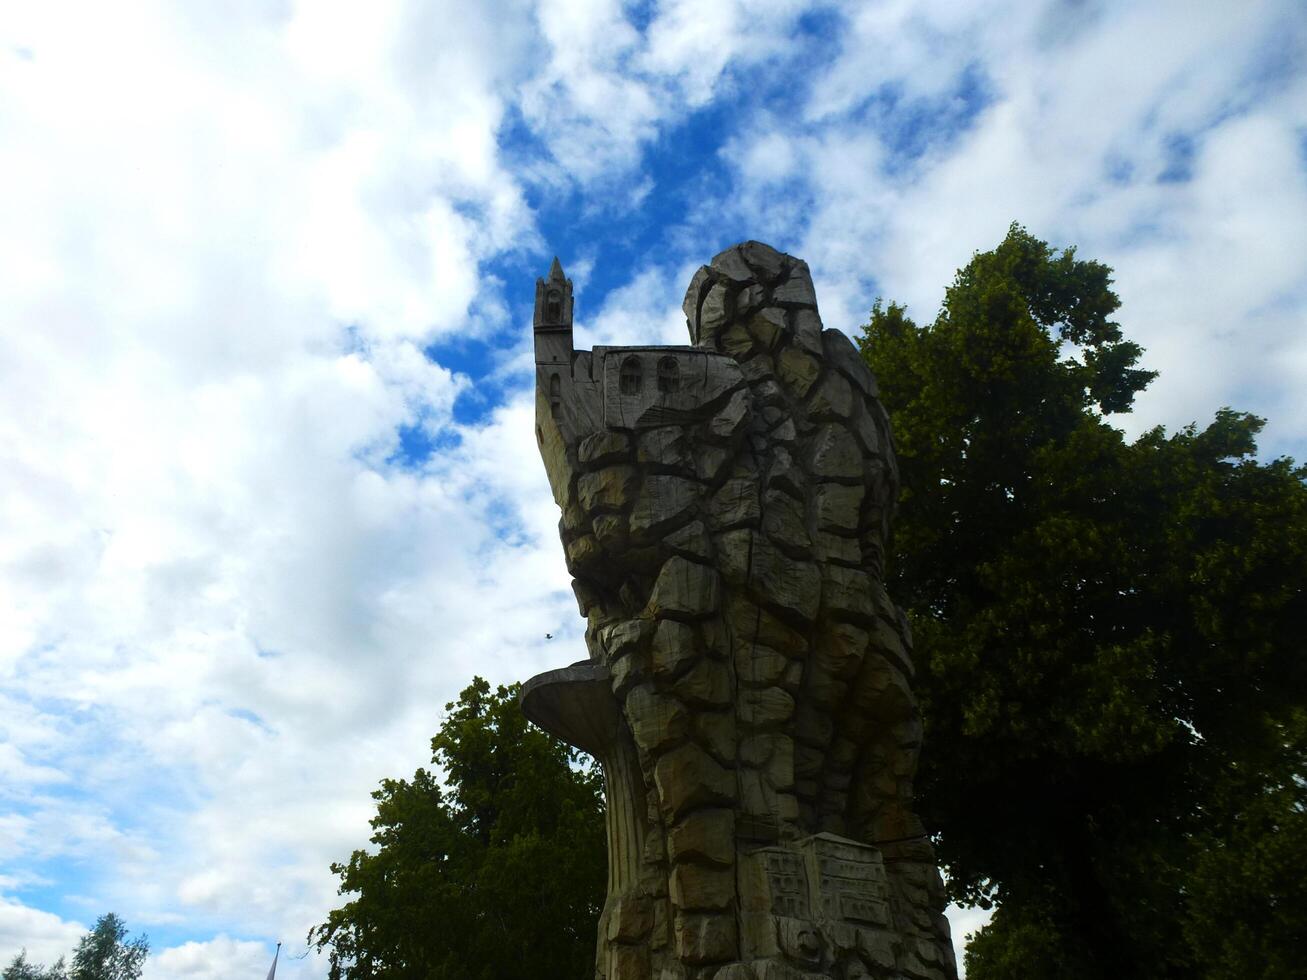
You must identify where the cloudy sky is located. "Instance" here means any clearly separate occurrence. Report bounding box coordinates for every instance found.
[1,0,1304,976]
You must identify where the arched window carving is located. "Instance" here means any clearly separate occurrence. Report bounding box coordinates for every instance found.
[657,356,680,394]
[546,289,562,322]
[619,356,643,395]
[549,372,562,417]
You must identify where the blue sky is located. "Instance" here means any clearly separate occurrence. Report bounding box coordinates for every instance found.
[1,1,1304,977]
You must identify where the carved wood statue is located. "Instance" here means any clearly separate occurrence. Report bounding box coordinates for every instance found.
[522,243,958,980]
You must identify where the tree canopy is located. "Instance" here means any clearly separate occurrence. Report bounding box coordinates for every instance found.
[858,224,1307,979]
[4,914,148,980]
[310,678,606,980]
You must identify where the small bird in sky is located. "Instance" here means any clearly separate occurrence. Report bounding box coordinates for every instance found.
[545,633,554,640]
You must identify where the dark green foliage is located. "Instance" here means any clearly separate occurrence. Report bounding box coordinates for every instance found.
[5,915,147,980]
[311,678,606,980]
[858,224,1307,978]
[1181,711,1307,980]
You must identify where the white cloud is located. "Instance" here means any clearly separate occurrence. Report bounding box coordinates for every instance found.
[145,935,277,980]
[640,0,809,106]
[0,0,578,966]
[518,0,660,181]
[804,0,1014,120]
[516,0,814,187]
[576,265,701,349]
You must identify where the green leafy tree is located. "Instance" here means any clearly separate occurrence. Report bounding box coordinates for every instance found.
[3,951,67,980]
[311,677,606,980]
[69,915,147,980]
[858,224,1307,978]
[6,915,147,980]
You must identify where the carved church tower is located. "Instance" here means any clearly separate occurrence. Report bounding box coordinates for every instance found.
[534,257,574,422]
[534,256,574,368]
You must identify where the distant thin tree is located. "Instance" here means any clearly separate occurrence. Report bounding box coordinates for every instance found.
[4,914,148,980]
[3,950,67,980]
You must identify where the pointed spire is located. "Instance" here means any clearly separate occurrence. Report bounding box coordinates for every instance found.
[534,255,575,332]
